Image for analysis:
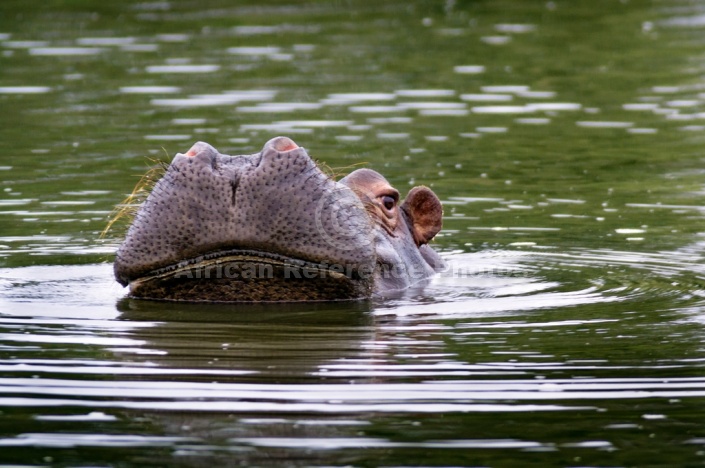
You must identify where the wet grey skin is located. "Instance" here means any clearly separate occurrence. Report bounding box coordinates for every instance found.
[114,136,445,302]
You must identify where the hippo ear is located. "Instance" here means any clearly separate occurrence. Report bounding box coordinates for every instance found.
[401,186,443,246]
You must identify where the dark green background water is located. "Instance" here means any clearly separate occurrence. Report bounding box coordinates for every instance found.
[2,1,705,466]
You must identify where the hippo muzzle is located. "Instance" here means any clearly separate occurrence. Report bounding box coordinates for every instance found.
[114,137,444,302]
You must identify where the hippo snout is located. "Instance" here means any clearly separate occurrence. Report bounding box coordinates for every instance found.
[113,137,444,302]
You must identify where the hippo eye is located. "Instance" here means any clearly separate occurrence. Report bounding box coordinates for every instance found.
[382,195,396,211]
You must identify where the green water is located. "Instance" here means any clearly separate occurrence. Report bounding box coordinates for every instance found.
[1,0,705,466]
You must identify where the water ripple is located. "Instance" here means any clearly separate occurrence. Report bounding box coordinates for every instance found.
[29,47,105,56]
[146,64,220,73]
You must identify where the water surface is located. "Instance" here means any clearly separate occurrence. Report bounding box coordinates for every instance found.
[1,1,705,466]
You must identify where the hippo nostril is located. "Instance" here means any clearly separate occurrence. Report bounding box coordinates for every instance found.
[181,141,217,159]
[185,143,201,157]
[184,145,199,157]
[267,136,299,153]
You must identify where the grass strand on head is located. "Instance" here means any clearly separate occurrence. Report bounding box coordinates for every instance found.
[316,160,369,180]
[100,156,169,239]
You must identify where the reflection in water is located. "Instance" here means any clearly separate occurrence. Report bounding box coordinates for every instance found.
[29,47,105,56]
[145,64,221,73]
[119,86,181,94]
[116,297,375,378]
[0,86,52,94]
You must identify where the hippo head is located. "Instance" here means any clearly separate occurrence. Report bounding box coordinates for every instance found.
[114,137,444,302]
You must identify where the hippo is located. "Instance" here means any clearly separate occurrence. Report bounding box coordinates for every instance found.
[114,136,445,302]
